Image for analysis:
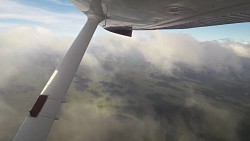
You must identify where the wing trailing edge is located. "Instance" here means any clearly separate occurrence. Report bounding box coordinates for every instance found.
[105,27,133,37]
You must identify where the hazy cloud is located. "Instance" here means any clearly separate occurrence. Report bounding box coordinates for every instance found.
[94,31,248,74]
[0,27,249,141]
[0,26,73,89]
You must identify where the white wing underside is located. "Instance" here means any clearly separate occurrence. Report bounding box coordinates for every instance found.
[79,0,250,30]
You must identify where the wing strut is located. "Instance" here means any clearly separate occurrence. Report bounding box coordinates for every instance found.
[13,17,103,141]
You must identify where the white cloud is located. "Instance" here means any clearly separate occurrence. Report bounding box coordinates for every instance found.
[229,43,250,58]
[0,0,84,32]
[93,31,248,74]
[82,53,101,69]
[50,0,74,6]
[1,26,248,85]
[0,26,73,89]
[0,26,73,52]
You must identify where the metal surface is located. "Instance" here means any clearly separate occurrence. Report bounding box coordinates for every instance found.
[73,0,250,30]
[13,17,103,141]
[13,1,105,140]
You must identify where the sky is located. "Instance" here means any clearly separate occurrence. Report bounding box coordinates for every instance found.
[1,0,250,42]
[1,0,250,141]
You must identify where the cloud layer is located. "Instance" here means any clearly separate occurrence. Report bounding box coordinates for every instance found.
[0,26,250,141]
[93,31,249,75]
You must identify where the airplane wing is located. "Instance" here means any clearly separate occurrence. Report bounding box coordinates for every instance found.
[75,0,250,36]
[101,0,250,29]
[13,0,250,141]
